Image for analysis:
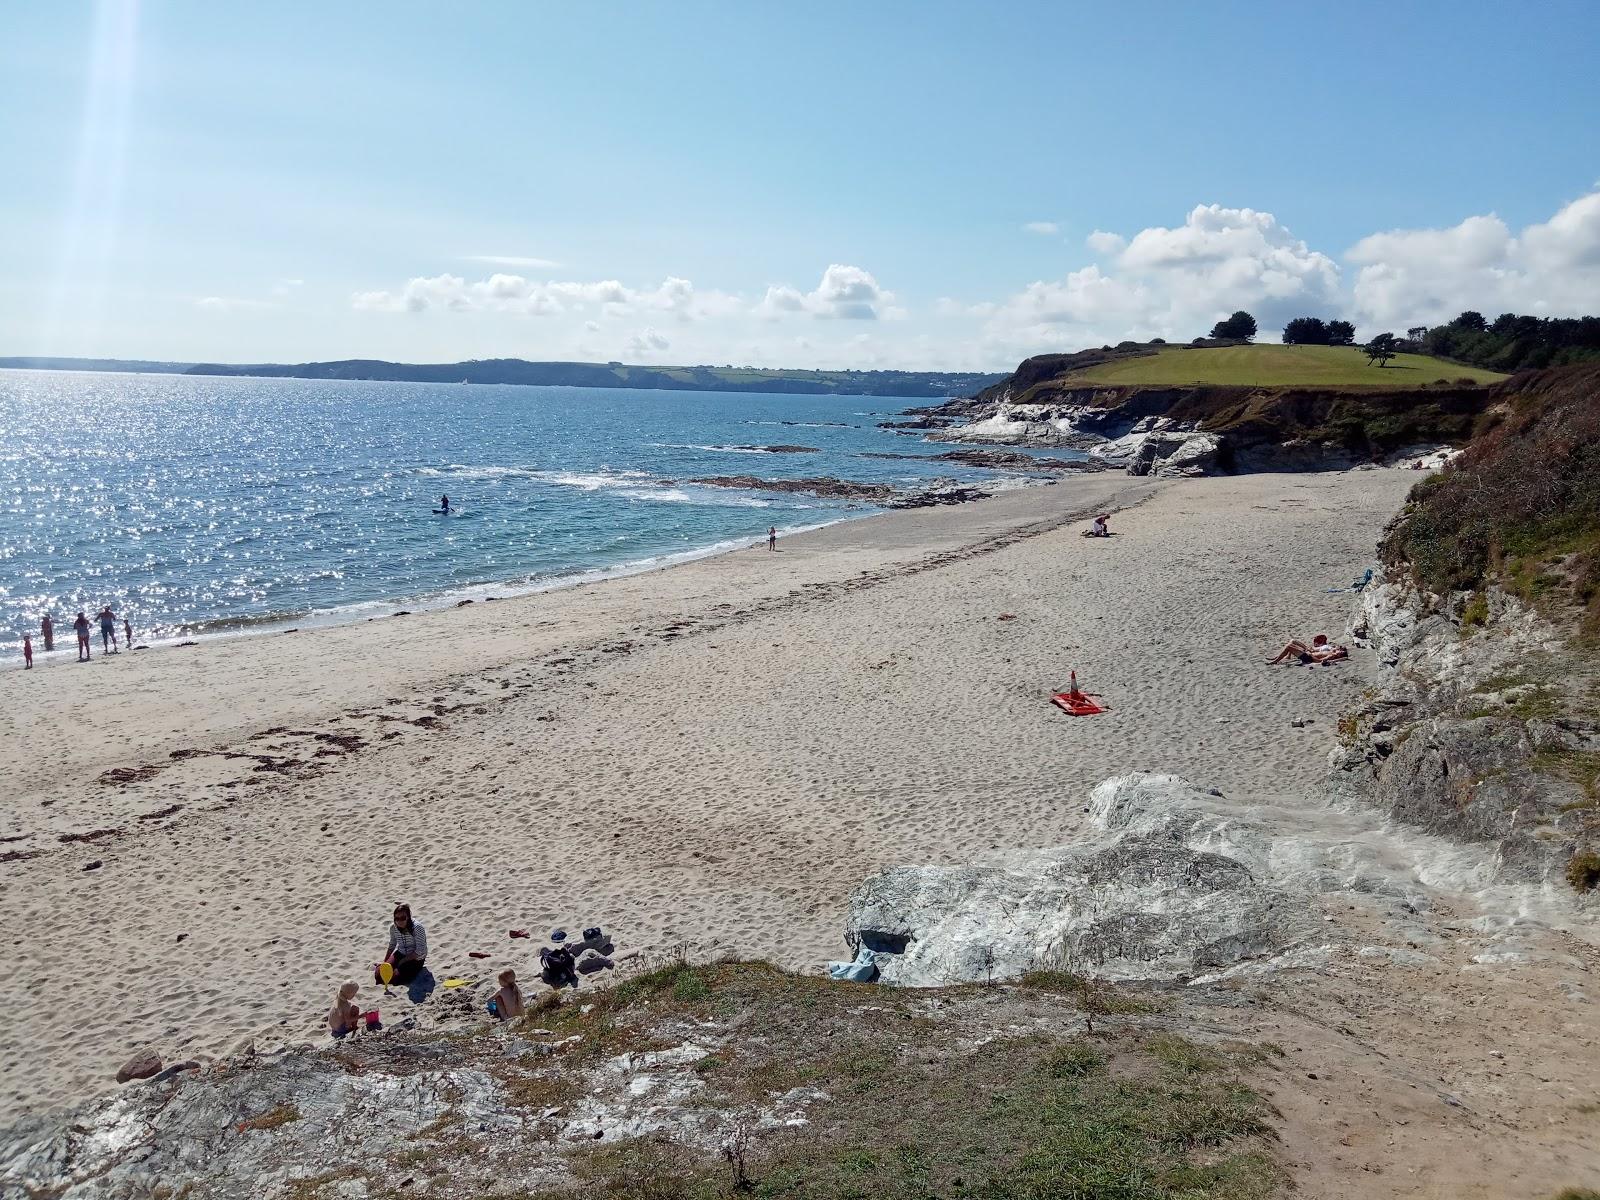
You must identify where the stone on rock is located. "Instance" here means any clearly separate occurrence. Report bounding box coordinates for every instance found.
[116,1050,162,1084]
[843,774,1318,987]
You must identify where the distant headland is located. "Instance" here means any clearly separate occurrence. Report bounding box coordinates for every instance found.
[0,356,1006,399]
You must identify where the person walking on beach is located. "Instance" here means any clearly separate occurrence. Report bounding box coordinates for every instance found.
[40,613,53,652]
[98,606,119,653]
[73,612,92,661]
[767,525,777,552]
[377,903,428,985]
[22,633,32,670]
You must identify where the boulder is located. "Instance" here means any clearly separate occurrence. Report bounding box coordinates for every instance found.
[116,1050,162,1084]
[843,775,1317,986]
[1126,431,1224,477]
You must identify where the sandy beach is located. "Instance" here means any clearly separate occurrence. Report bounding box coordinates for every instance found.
[0,466,1375,1097]
[6,465,1600,1196]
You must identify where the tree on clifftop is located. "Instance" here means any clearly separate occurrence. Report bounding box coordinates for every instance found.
[1454,310,1488,332]
[1209,311,1257,341]
[1365,332,1399,367]
[1328,320,1356,346]
[1283,317,1330,345]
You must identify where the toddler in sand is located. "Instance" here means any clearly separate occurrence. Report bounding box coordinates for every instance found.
[488,969,524,1020]
[329,982,361,1038]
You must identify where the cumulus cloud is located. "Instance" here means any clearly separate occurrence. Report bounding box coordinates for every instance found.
[352,273,731,321]
[1348,190,1600,326]
[979,203,1339,354]
[624,327,670,357]
[757,264,893,320]
[1085,230,1127,256]
[1023,221,1060,236]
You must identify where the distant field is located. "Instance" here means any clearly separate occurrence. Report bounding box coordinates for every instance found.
[1064,344,1507,388]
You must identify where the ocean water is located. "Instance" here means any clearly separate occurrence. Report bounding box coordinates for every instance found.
[0,370,1068,650]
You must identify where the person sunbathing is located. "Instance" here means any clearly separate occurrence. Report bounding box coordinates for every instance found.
[1267,634,1348,665]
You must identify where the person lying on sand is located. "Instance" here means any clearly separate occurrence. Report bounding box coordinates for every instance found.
[1267,634,1348,666]
[488,968,524,1020]
[329,981,361,1038]
[377,903,428,984]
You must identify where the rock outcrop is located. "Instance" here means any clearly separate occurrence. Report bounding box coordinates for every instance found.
[912,369,1491,477]
[1331,577,1595,883]
[844,775,1320,986]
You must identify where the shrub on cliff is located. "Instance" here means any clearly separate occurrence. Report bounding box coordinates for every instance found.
[1381,362,1600,629]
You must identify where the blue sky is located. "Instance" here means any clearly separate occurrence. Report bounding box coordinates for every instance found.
[3,1,1598,370]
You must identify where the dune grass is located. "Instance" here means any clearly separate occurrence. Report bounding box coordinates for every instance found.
[1062,344,1506,389]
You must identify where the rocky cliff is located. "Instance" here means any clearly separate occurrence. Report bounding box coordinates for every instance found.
[915,345,1496,476]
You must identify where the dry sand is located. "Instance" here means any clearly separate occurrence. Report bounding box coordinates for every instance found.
[4,466,1599,1197]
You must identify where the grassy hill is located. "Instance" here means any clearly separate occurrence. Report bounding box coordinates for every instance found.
[1062,344,1506,389]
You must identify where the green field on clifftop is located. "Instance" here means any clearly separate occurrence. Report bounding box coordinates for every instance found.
[1065,344,1507,388]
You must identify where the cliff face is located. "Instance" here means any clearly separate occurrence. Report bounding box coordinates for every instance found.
[1332,363,1600,890]
[930,379,1492,470]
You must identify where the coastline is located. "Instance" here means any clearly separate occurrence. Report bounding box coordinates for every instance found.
[0,467,1419,1117]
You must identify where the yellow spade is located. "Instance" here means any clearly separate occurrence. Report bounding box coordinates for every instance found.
[378,960,394,994]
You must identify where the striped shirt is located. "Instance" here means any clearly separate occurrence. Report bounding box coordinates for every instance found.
[387,920,428,961]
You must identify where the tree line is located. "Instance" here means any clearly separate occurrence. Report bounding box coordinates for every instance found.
[1202,308,1600,372]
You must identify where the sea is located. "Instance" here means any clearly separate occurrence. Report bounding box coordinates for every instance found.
[0,370,1072,652]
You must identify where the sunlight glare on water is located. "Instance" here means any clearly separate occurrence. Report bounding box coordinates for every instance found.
[0,370,1071,649]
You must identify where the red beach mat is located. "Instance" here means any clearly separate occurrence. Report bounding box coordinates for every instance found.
[1051,690,1107,716]
[1051,670,1108,716]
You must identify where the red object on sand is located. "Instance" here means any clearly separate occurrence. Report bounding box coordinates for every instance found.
[468,951,490,959]
[509,929,530,939]
[1051,670,1108,716]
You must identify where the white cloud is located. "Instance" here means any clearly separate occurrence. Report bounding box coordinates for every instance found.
[624,327,670,357]
[1085,230,1127,257]
[757,264,893,320]
[462,254,561,268]
[1023,221,1060,236]
[1348,190,1600,326]
[352,273,733,321]
[978,204,1339,355]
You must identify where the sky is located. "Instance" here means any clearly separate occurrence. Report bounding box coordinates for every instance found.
[2,1,1598,372]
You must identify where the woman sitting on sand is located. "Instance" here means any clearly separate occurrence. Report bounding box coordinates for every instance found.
[377,903,428,984]
[488,968,524,1020]
[329,982,361,1039]
[1267,634,1348,666]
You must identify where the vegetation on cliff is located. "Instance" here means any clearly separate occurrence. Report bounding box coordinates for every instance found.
[1380,362,1600,633]
[1413,311,1600,374]
[1049,344,1504,389]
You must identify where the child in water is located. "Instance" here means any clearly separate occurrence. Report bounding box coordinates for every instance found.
[488,968,524,1020]
[329,981,361,1038]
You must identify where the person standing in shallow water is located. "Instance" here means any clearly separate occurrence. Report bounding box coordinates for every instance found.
[123,616,132,648]
[22,633,32,670]
[40,613,53,652]
[73,612,91,661]
[767,525,777,551]
[98,606,118,653]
